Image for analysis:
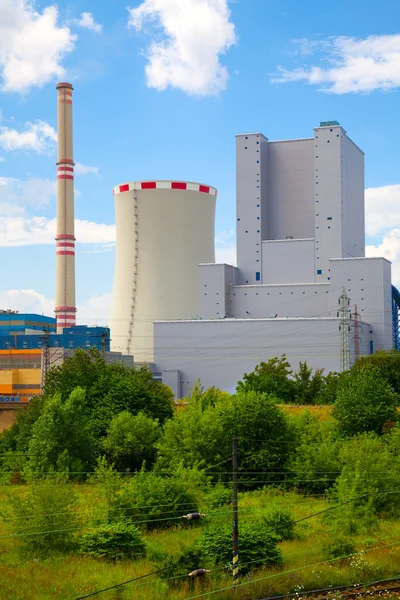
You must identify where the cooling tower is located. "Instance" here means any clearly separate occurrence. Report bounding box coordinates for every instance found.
[110,181,217,361]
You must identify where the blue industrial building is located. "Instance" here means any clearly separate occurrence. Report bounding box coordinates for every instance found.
[0,312,110,352]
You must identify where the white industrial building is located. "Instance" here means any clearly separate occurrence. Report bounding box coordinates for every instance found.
[153,122,400,398]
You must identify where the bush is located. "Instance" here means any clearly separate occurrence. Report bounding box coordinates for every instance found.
[262,508,296,541]
[333,368,398,436]
[322,536,356,561]
[79,520,146,560]
[11,477,77,556]
[161,546,204,585]
[116,469,198,529]
[198,522,282,574]
[206,484,232,509]
[103,411,160,472]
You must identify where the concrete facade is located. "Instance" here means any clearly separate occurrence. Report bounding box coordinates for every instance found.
[149,122,394,398]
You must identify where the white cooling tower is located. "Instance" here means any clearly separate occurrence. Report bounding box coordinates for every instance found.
[109,180,217,361]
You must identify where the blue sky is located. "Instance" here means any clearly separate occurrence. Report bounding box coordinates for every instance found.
[1,0,400,324]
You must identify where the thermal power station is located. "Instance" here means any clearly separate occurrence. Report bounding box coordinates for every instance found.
[55,82,76,333]
[109,181,217,361]
[152,122,400,398]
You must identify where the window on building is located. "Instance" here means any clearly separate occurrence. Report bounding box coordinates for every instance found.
[317,269,322,274]
[256,272,260,281]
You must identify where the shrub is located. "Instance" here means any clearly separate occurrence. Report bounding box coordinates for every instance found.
[262,508,296,541]
[79,521,146,560]
[11,477,77,556]
[161,546,204,585]
[206,484,232,509]
[322,536,356,561]
[198,522,282,574]
[103,411,160,472]
[333,368,398,436]
[116,469,198,529]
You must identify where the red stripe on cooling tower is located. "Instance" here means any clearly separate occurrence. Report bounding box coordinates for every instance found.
[55,306,76,311]
[141,182,156,189]
[171,182,187,190]
[57,166,74,172]
[119,184,130,193]
[57,175,74,180]
[56,242,75,248]
[56,251,75,256]
[199,185,210,194]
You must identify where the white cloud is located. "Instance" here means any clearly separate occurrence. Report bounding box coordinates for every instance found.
[215,229,236,265]
[0,215,116,247]
[74,12,102,33]
[0,0,76,92]
[75,163,99,176]
[127,0,237,96]
[0,289,112,326]
[365,184,400,237]
[0,177,56,212]
[0,120,57,153]
[0,288,54,315]
[0,157,5,162]
[274,34,400,94]
[366,229,400,288]
[77,293,112,326]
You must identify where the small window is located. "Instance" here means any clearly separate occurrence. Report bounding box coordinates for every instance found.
[257,216,260,219]
[245,147,247,149]
[257,160,259,163]
[327,217,332,220]
[257,204,260,207]
[237,218,240,221]
[317,269,322,275]
[328,226,331,229]
[256,272,261,281]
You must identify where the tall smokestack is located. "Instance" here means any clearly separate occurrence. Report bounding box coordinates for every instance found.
[55,82,76,333]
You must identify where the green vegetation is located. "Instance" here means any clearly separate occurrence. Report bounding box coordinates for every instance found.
[1,349,400,598]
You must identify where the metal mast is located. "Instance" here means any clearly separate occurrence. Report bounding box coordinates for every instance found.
[352,304,360,363]
[55,82,77,333]
[338,287,351,372]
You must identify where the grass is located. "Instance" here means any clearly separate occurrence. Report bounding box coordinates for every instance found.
[281,404,334,421]
[1,484,400,600]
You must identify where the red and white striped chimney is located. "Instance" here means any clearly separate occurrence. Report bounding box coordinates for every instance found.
[55,82,76,333]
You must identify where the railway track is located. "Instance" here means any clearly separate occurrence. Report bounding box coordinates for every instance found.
[258,576,400,600]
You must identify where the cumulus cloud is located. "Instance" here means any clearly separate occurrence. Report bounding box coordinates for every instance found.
[366,229,400,288]
[215,229,236,265]
[75,163,99,176]
[0,289,112,326]
[274,34,400,94]
[0,0,76,92]
[0,215,115,247]
[74,12,102,33]
[0,288,54,315]
[0,119,57,153]
[0,177,56,212]
[127,0,237,96]
[365,184,400,237]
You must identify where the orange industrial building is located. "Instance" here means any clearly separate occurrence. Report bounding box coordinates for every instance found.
[0,349,42,402]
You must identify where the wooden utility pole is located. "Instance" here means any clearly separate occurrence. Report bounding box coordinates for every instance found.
[232,437,239,587]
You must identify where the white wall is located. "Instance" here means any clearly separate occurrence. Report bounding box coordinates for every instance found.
[262,239,315,284]
[267,139,315,240]
[154,318,366,398]
[198,263,239,320]
[313,125,343,281]
[236,133,267,285]
[231,282,330,319]
[342,135,365,259]
[329,257,392,350]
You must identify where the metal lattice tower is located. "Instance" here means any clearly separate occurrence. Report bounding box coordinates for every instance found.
[40,325,51,390]
[338,287,351,372]
[352,304,360,363]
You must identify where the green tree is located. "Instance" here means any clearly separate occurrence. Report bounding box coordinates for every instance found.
[317,371,344,404]
[293,362,325,404]
[287,412,342,494]
[158,389,291,487]
[26,387,96,478]
[103,411,160,471]
[12,477,78,556]
[237,355,296,403]
[333,368,398,436]
[351,349,400,393]
[0,395,45,454]
[43,348,174,435]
